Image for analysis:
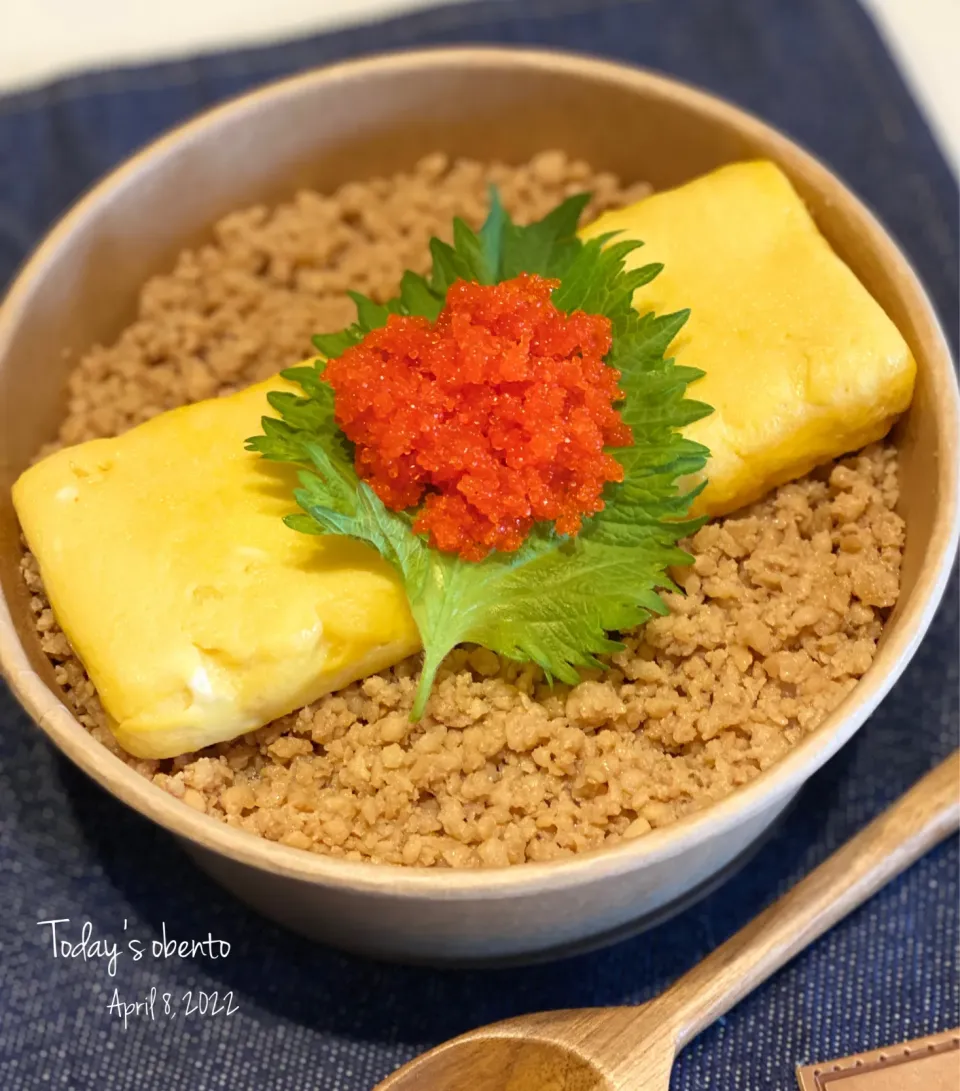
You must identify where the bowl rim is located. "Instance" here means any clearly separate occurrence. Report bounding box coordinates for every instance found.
[1,45,957,899]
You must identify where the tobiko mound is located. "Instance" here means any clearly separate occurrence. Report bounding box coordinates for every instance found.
[12,154,916,866]
[326,273,631,559]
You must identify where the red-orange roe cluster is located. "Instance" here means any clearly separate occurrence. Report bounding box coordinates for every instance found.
[324,273,633,560]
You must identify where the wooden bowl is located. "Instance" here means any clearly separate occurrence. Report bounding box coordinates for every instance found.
[1,48,956,964]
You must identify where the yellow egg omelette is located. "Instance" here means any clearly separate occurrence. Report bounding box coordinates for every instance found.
[13,159,915,758]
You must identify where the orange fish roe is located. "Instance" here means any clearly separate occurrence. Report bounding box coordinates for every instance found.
[325,273,633,559]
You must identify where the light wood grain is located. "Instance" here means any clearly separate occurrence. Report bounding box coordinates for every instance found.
[376,753,960,1090]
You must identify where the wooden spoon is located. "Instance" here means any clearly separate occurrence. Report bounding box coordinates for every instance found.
[375,752,959,1091]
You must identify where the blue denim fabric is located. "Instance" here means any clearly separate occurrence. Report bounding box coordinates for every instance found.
[0,1,957,1089]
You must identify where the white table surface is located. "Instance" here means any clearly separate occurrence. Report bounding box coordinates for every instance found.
[1,0,958,175]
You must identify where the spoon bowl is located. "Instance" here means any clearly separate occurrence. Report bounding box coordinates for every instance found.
[379,1008,673,1091]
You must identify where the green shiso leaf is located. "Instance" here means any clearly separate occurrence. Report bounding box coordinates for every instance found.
[246,187,712,718]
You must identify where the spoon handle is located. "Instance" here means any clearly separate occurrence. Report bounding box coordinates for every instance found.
[660,752,959,1049]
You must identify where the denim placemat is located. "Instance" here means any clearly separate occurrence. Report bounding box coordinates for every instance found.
[0,1,957,1089]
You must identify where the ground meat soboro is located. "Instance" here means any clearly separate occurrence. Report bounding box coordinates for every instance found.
[20,153,905,867]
